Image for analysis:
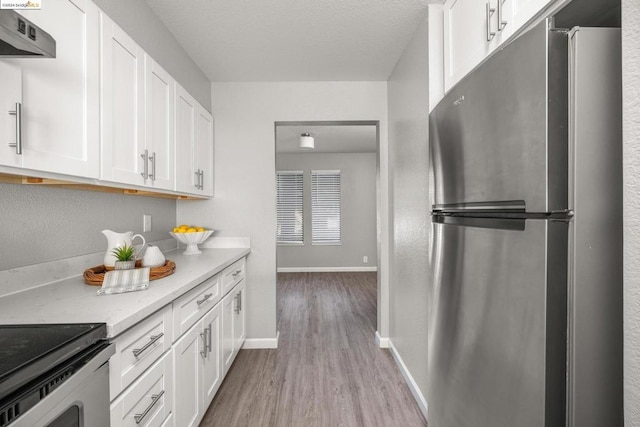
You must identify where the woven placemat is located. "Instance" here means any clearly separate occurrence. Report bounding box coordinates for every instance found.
[83,260,176,286]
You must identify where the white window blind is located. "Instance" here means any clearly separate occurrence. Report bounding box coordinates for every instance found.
[276,171,304,244]
[312,170,341,244]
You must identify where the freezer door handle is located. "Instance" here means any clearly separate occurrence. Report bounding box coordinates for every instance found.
[432,200,526,213]
[433,214,526,231]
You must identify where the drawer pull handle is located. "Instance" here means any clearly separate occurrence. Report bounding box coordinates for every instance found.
[232,270,242,278]
[132,333,164,357]
[196,293,213,307]
[134,390,165,424]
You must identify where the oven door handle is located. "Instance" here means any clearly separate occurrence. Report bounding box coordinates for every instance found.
[134,389,165,424]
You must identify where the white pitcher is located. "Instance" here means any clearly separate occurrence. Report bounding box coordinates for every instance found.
[102,230,146,267]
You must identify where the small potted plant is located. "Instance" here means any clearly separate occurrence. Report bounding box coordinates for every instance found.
[111,244,136,270]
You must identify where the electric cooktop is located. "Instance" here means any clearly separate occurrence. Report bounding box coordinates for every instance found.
[0,323,107,401]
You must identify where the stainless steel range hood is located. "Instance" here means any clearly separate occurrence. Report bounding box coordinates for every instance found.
[0,10,55,57]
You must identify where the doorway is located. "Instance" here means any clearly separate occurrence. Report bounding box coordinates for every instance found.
[274,121,381,334]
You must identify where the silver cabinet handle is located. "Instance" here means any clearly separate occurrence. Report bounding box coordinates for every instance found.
[497,0,507,31]
[207,323,212,354]
[149,151,156,181]
[8,102,22,155]
[486,2,496,41]
[199,170,204,190]
[132,333,164,357]
[140,149,149,179]
[234,292,242,314]
[232,270,242,278]
[134,390,165,424]
[200,330,208,358]
[196,293,213,307]
[194,169,200,189]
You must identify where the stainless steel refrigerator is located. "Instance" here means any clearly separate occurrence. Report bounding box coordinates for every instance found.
[427,19,623,427]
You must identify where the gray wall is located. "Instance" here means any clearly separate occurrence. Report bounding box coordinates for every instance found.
[93,0,211,111]
[387,14,430,404]
[0,184,175,271]
[276,152,377,270]
[623,0,640,424]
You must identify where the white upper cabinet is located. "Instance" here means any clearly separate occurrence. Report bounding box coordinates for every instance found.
[175,85,214,197]
[145,57,175,190]
[100,14,176,191]
[100,13,145,186]
[442,0,561,92]
[0,0,99,177]
[195,105,214,197]
[443,0,496,92]
[500,0,554,41]
[0,61,22,169]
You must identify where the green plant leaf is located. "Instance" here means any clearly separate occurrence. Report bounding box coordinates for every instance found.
[111,244,136,261]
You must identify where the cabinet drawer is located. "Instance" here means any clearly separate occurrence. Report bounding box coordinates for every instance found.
[110,351,174,427]
[222,258,245,296]
[110,305,173,400]
[173,274,221,339]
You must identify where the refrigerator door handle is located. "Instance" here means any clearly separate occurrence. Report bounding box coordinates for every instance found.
[433,214,526,231]
[432,200,526,213]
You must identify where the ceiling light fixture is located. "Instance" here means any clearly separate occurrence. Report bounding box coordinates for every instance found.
[299,133,314,151]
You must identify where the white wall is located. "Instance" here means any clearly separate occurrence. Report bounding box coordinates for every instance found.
[276,152,377,270]
[623,0,640,424]
[93,0,211,110]
[387,14,430,411]
[178,81,390,341]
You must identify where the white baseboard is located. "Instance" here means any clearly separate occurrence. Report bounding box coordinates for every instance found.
[388,340,429,422]
[277,266,378,273]
[375,331,390,348]
[242,331,279,349]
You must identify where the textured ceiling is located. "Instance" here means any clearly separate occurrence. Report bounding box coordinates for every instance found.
[276,125,377,153]
[145,0,430,82]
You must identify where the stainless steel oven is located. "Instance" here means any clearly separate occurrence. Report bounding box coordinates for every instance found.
[0,324,115,427]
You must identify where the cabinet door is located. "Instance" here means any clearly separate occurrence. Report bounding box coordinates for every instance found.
[173,324,204,427]
[201,304,222,408]
[175,85,197,193]
[10,0,99,177]
[145,56,175,190]
[100,13,145,185]
[499,0,554,42]
[233,281,246,354]
[443,0,496,91]
[194,105,214,197]
[0,61,22,168]
[222,290,235,374]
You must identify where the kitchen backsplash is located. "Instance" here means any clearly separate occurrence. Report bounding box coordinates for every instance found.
[0,183,176,271]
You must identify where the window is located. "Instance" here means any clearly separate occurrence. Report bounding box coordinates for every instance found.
[276,171,304,244]
[312,170,341,245]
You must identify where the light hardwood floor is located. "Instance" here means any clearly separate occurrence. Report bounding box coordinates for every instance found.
[200,272,427,427]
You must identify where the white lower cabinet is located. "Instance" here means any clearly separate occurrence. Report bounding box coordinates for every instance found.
[223,280,246,375]
[110,351,174,427]
[108,256,247,427]
[173,303,222,427]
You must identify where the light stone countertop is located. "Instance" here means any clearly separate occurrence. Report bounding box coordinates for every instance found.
[0,248,250,338]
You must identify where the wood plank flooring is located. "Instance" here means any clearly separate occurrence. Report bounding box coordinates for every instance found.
[200,272,427,427]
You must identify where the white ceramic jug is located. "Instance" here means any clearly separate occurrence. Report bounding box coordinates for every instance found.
[102,230,146,267]
[142,245,166,268]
